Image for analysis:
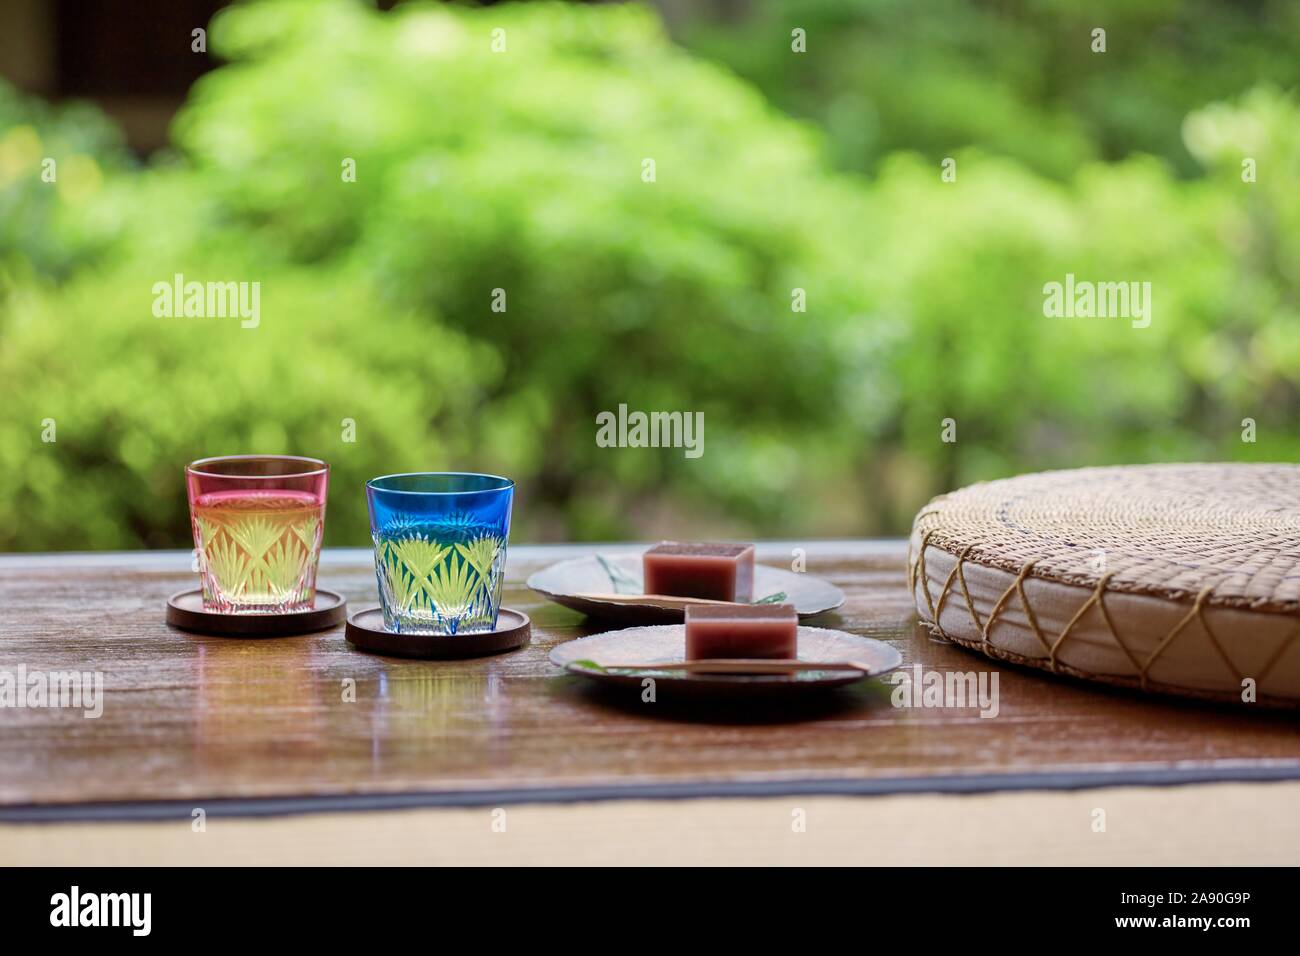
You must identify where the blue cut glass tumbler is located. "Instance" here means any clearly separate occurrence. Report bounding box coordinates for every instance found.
[365,473,514,634]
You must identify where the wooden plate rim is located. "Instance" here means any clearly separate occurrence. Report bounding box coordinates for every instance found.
[549,623,902,696]
[527,555,845,621]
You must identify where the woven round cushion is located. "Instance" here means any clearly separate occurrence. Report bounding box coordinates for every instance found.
[909,463,1300,706]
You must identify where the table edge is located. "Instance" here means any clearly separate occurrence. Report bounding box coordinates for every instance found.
[5,763,1300,823]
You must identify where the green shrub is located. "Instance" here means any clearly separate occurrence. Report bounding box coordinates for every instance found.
[858,88,1300,526]
[678,0,1300,180]
[0,83,131,281]
[0,0,876,549]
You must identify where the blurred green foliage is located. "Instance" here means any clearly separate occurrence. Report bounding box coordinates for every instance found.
[678,0,1300,180]
[0,83,131,279]
[0,0,1297,551]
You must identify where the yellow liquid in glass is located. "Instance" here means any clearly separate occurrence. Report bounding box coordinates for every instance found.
[192,490,324,612]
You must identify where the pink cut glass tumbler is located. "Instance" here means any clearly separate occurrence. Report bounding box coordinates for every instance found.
[185,455,330,613]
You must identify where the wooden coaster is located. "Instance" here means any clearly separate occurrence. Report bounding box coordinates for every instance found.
[345,607,531,659]
[166,589,347,637]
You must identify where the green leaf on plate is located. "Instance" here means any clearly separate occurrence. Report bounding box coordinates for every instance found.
[597,554,643,595]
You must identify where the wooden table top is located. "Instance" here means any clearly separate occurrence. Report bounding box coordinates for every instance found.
[1,541,1297,820]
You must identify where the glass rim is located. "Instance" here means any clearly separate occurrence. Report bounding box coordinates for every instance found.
[186,454,329,480]
[366,471,514,495]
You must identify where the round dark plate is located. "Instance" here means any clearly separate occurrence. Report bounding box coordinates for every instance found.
[527,554,845,624]
[344,606,531,659]
[165,589,347,637]
[550,624,901,700]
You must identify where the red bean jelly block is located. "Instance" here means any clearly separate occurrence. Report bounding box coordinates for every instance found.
[642,542,755,602]
[685,603,798,661]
